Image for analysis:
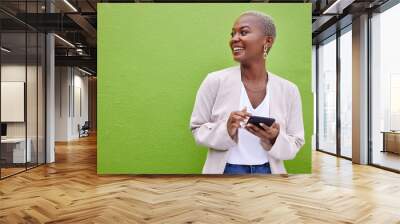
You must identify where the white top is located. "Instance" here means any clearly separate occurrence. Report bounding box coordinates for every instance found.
[227,80,270,165]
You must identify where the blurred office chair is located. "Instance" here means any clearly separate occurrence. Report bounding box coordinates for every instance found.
[79,121,90,138]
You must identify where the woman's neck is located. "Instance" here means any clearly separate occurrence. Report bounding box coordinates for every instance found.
[240,61,267,82]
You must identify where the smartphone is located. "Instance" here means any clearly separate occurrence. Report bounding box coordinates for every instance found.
[247,116,275,130]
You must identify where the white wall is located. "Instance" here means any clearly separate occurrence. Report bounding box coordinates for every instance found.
[1,65,40,137]
[72,73,89,138]
[1,64,25,81]
[55,67,70,141]
[55,67,89,141]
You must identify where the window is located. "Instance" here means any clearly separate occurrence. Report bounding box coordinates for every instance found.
[339,27,352,158]
[317,35,337,154]
[371,2,400,171]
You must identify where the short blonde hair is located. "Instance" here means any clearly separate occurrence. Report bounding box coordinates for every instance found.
[239,10,276,39]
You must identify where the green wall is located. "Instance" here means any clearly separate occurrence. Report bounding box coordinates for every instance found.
[98,3,312,174]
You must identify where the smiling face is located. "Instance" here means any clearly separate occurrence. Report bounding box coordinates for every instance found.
[229,14,274,64]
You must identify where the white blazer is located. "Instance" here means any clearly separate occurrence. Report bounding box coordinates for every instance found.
[189,65,305,174]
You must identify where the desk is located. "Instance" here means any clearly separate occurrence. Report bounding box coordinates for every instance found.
[381,131,400,154]
[1,138,31,163]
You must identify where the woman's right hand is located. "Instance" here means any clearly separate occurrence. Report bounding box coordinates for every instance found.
[227,107,251,139]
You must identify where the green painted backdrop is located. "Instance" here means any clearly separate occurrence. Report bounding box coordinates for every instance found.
[98,3,312,174]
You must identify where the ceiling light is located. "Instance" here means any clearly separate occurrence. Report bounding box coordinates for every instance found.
[1,47,11,53]
[54,34,75,48]
[78,67,93,76]
[322,0,354,15]
[76,48,85,55]
[63,0,78,12]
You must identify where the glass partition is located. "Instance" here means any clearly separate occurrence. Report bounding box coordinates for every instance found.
[38,32,45,165]
[1,30,28,177]
[317,35,337,155]
[27,30,38,169]
[0,1,46,179]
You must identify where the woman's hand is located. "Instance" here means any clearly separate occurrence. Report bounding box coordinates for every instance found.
[245,122,280,144]
[227,107,251,140]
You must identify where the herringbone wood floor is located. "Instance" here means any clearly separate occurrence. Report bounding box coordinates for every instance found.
[1,134,400,224]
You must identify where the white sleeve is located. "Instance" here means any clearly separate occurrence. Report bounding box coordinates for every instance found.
[189,74,237,151]
[262,85,305,160]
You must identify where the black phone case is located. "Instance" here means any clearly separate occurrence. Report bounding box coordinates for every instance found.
[247,116,275,129]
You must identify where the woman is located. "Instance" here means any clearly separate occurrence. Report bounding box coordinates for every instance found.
[190,11,304,174]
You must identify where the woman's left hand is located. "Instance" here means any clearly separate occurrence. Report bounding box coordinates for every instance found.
[245,122,280,144]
